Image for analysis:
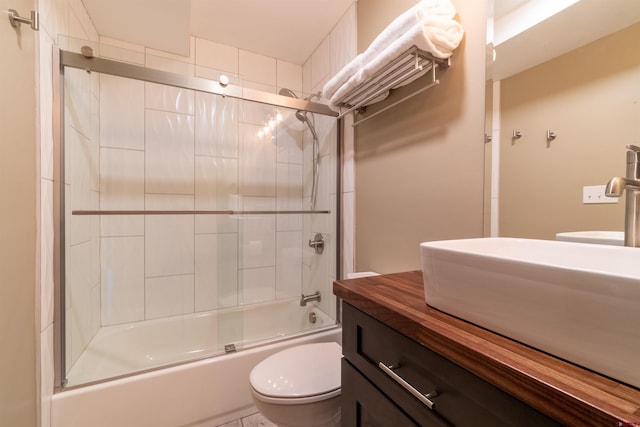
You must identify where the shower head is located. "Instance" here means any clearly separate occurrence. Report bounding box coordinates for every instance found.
[278,88,308,123]
[278,88,298,99]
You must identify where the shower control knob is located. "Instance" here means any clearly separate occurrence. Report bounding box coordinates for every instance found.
[308,233,324,254]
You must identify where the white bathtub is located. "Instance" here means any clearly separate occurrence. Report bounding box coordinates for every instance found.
[53,300,341,427]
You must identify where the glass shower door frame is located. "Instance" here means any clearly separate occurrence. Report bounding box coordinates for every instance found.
[53,46,342,389]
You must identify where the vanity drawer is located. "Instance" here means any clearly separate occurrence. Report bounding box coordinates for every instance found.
[342,359,447,426]
[342,303,563,427]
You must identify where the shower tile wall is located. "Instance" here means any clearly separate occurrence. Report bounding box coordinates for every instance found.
[96,61,308,326]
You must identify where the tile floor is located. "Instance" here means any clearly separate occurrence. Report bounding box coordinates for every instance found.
[217,412,276,427]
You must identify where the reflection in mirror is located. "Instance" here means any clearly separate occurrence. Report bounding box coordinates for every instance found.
[485,0,640,241]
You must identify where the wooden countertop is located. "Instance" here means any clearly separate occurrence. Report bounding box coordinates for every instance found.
[334,270,640,427]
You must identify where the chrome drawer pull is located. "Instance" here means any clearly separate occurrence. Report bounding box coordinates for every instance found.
[379,362,438,409]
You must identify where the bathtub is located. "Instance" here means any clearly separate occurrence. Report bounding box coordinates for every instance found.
[52,300,341,427]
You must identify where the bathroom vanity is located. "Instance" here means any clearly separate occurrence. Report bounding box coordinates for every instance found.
[334,271,640,426]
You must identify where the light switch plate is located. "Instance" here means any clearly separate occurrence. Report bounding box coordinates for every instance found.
[583,185,618,204]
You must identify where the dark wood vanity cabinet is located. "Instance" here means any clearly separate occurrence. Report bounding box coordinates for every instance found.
[341,302,563,427]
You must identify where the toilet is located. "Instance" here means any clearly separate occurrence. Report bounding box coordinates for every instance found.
[249,342,342,427]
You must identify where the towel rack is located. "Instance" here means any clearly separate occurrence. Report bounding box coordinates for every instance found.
[334,46,449,127]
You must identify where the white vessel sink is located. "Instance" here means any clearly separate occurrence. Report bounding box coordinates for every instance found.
[556,231,624,246]
[420,237,640,389]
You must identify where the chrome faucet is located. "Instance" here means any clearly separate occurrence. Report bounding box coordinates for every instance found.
[605,144,640,247]
[300,291,321,307]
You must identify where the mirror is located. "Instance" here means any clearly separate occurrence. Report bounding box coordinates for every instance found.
[485,0,640,241]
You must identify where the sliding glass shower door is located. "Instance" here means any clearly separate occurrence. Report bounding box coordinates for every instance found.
[58,45,339,387]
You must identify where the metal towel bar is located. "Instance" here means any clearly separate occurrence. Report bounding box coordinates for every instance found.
[8,9,39,31]
[333,46,449,127]
[72,210,330,215]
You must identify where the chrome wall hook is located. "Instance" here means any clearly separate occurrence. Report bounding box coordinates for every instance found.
[8,9,39,31]
[512,129,522,139]
[547,130,557,140]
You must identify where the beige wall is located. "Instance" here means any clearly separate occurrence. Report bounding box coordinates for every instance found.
[354,0,487,273]
[499,23,640,239]
[0,0,38,425]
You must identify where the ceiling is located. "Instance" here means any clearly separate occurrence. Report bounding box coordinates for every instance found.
[491,0,640,80]
[83,0,353,65]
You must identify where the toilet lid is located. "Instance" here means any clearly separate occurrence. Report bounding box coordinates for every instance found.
[250,342,341,399]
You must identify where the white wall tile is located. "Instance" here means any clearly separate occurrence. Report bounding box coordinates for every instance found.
[239,50,276,87]
[240,197,276,269]
[65,68,92,139]
[99,36,145,65]
[65,127,92,246]
[241,124,276,197]
[217,233,240,309]
[64,306,72,375]
[91,283,101,337]
[241,267,275,305]
[40,324,54,427]
[145,194,195,277]
[99,148,145,237]
[302,59,312,97]
[38,0,56,41]
[100,74,144,150]
[276,112,304,165]
[310,156,333,233]
[342,191,355,278]
[146,36,195,64]
[145,109,195,195]
[145,82,194,115]
[145,54,195,76]
[240,99,276,127]
[90,191,100,287]
[310,37,331,93]
[194,65,240,84]
[276,231,302,299]
[342,113,355,193]
[318,112,337,158]
[194,233,239,311]
[276,60,303,94]
[144,36,196,76]
[101,237,145,325]
[40,180,55,331]
[194,234,219,312]
[330,3,357,77]
[145,274,195,319]
[89,95,100,192]
[195,156,239,234]
[195,38,239,74]
[195,92,239,158]
[40,34,54,181]
[67,2,89,41]
[67,241,92,363]
[276,163,303,232]
[242,80,276,95]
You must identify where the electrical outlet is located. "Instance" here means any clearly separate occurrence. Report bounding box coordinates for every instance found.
[583,185,618,204]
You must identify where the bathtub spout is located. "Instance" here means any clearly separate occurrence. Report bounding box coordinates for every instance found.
[300,291,321,306]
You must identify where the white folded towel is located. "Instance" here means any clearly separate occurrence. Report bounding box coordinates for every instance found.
[322,1,431,99]
[323,0,463,111]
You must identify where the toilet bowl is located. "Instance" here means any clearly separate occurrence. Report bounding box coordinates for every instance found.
[249,342,342,427]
